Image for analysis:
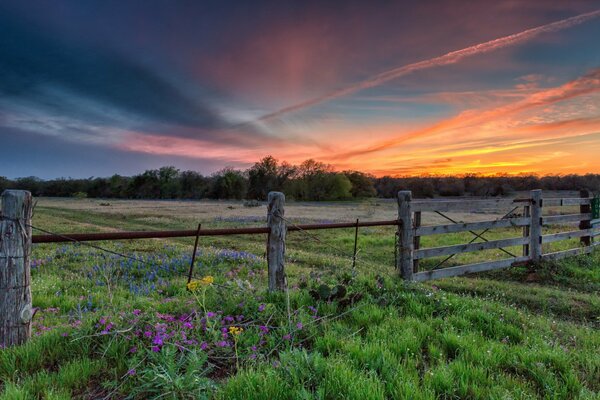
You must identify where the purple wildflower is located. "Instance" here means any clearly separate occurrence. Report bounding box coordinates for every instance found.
[127,368,136,376]
[296,322,303,330]
[283,334,291,341]
[258,304,266,312]
[151,346,160,352]
[132,309,141,316]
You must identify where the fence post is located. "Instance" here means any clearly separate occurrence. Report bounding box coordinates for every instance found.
[0,190,33,347]
[397,190,414,280]
[529,189,542,263]
[267,192,286,291]
[579,189,591,247]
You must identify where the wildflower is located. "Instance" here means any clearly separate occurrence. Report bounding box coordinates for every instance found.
[296,322,303,330]
[129,346,137,353]
[151,346,160,352]
[229,326,244,336]
[200,342,209,350]
[186,276,214,291]
[283,334,291,341]
[259,325,269,335]
[216,340,229,347]
[183,322,193,329]
[127,368,136,376]
[132,309,141,315]
[153,336,163,346]
[258,304,266,312]
[206,311,216,318]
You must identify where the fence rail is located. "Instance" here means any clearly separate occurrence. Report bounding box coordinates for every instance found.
[31,219,401,243]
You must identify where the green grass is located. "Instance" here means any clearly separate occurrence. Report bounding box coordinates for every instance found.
[1,199,599,399]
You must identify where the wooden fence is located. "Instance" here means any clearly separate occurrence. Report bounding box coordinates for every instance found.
[1,188,598,346]
[398,189,600,282]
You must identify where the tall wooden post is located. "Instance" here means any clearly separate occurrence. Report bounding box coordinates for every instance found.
[267,192,286,291]
[0,190,33,347]
[529,189,542,263]
[413,211,421,274]
[579,189,592,247]
[397,191,414,281]
[522,204,530,257]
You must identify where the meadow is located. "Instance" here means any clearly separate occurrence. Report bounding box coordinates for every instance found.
[1,197,599,399]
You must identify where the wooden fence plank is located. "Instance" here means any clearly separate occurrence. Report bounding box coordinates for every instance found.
[542,213,592,225]
[541,244,598,261]
[414,236,528,260]
[543,198,593,207]
[415,217,529,236]
[411,198,519,212]
[413,256,530,281]
[542,229,596,243]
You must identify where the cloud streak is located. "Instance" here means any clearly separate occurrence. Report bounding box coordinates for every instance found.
[330,68,600,159]
[254,8,600,123]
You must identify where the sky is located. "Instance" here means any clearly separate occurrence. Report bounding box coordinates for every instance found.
[1,0,600,179]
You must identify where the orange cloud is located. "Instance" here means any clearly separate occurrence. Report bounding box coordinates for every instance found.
[331,68,600,160]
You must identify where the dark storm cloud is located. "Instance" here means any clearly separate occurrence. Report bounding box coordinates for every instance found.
[0,11,222,131]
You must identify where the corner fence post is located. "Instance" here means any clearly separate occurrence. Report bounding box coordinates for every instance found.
[579,189,591,247]
[0,190,33,347]
[267,192,286,291]
[529,189,542,263]
[397,190,414,281]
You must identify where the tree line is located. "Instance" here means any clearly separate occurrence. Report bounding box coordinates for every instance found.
[1,156,599,200]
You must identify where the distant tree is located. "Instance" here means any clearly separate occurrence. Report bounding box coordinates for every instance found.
[158,166,181,198]
[343,171,376,198]
[209,168,248,199]
[0,176,9,193]
[247,156,279,200]
[128,170,161,198]
[180,171,209,199]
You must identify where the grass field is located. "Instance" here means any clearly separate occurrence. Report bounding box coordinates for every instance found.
[1,197,599,399]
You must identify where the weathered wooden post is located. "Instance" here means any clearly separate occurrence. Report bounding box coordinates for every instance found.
[1,190,33,347]
[267,192,286,291]
[579,189,592,247]
[397,190,414,281]
[529,189,542,263]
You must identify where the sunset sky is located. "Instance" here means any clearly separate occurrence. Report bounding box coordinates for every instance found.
[1,1,600,178]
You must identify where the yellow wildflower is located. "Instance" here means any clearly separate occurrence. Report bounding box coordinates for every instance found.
[229,326,244,336]
[200,275,214,285]
[186,275,214,291]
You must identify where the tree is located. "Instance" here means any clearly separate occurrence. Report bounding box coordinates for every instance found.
[247,156,279,200]
[343,171,376,198]
[180,171,209,199]
[209,168,248,199]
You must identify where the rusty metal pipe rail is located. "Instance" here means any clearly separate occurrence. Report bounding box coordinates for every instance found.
[32,219,401,244]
